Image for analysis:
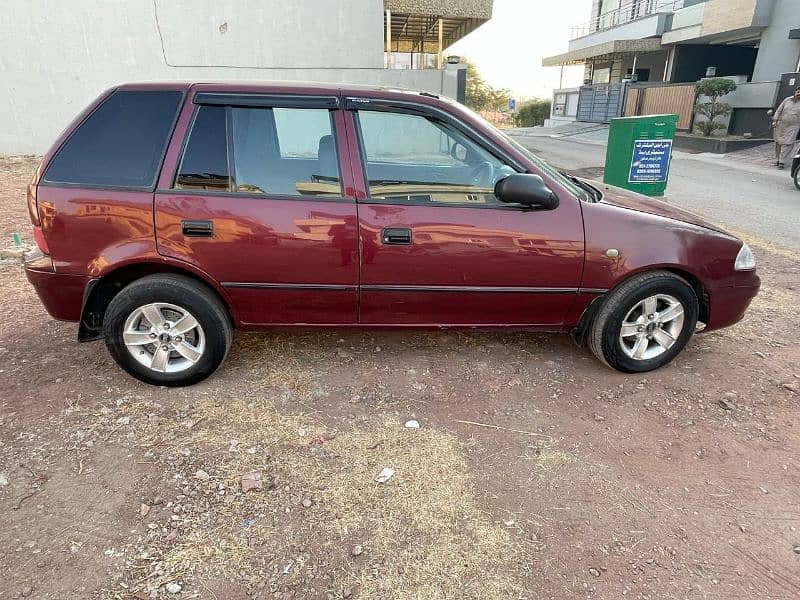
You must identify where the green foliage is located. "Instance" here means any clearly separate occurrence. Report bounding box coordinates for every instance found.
[463,58,511,113]
[514,99,552,128]
[694,78,737,137]
[695,102,732,136]
[695,78,738,99]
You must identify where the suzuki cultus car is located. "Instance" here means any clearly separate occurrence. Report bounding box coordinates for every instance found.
[25,82,760,386]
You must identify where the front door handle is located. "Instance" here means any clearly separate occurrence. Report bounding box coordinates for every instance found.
[182,220,214,237]
[381,228,412,245]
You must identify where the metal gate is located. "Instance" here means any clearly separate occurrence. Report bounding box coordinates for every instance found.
[624,83,697,130]
[576,83,627,124]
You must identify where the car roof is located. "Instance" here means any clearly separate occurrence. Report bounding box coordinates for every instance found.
[115,80,445,103]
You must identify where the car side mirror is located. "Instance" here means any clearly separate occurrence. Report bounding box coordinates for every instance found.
[494,174,559,209]
[450,142,468,162]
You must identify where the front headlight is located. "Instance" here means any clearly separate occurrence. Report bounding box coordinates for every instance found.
[734,243,756,271]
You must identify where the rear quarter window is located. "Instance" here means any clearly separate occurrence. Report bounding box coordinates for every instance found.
[43,90,183,189]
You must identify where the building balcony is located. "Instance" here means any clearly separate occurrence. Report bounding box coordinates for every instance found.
[661,1,705,44]
[570,0,687,40]
[569,12,671,52]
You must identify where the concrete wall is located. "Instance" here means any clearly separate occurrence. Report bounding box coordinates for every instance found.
[659,0,706,46]
[668,1,705,31]
[752,0,800,82]
[694,78,778,136]
[753,0,778,27]
[153,1,383,69]
[727,81,779,137]
[0,0,461,155]
[729,108,773,137]
[701,0,762,36]
[550,87,580,119]
[729,81,780,108]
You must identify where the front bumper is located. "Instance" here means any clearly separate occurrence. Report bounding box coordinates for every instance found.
[704,274,761,332]
[24,254,89,322]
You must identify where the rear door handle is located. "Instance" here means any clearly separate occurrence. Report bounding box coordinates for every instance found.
[182,220,214,237]
[381,228,412,245]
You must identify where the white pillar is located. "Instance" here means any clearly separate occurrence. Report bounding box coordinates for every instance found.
[385,9,392,68]
[437,18,443,69]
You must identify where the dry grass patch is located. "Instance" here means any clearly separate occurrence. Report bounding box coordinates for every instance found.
[101,390,524,598]
[749,283,798,314]
[732,230,800,263]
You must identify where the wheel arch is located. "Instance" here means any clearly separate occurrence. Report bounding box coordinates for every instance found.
[659,267,709,325]
[573,266,709,346]
[78,262,236,342]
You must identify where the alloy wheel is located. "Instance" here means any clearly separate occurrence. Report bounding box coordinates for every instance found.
[618,294,685,361]
[122,302,206,373]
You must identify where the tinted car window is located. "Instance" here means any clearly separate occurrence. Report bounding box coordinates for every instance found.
[359,111,459,166]
[273,108,333,159]
[44,90,182,188]
[356,110,515,205]
[175,106,341,197]
[230,107,341,196]
[175,106,230,191]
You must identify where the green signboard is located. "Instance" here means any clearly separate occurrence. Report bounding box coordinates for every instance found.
[604,114,678,196]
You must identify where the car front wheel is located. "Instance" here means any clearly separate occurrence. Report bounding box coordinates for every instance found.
[588,271,698,373]
[103,274,232,386]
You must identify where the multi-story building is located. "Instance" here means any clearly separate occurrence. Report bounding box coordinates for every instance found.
[543,0,800,134]
[0,0,492,154]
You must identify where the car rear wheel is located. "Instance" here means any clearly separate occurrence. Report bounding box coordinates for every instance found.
[588,271,698,373]
[104,274,232,386]
[793,164,800,191]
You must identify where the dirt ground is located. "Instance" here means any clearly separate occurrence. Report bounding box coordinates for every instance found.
[1,155,800,599]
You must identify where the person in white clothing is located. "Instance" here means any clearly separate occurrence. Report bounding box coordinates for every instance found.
[772,87,800,169]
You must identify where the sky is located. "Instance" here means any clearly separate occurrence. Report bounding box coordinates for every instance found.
[447,0,592,101]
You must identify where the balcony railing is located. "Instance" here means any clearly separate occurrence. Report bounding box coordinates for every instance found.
[570,0,685,39]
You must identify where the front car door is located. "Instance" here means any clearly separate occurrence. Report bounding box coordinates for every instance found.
[155,86,358,325]
[344,97,586,327]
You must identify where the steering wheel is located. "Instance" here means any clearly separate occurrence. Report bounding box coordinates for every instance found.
[469,161,496,188]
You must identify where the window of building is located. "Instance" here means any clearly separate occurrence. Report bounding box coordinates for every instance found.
[592,67,611,84]
[44,90,183,189]
[356,110,515,205]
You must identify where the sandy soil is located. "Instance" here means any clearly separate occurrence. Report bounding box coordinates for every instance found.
[1,156,799,599]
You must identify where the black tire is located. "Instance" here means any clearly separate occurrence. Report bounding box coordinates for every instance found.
[793,165,800,191]
[588,271,698,373]
[103,274,233,386]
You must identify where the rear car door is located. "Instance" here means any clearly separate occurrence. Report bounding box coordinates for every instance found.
[155,89,358,325]
[345,100,585,326]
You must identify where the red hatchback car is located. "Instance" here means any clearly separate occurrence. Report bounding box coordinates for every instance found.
[25,82,759,386]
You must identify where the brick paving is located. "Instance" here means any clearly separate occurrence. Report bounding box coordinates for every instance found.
[723,140,783,169]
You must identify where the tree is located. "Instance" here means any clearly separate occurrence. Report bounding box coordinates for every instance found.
[463,58,511,113]
[515,99,552,127]
[694,78,737,137]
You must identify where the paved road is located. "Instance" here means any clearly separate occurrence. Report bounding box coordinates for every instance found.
[510,134,800,252]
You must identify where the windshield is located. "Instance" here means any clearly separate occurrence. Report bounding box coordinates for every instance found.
[500,133,588,200]
[444,98,588,201]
